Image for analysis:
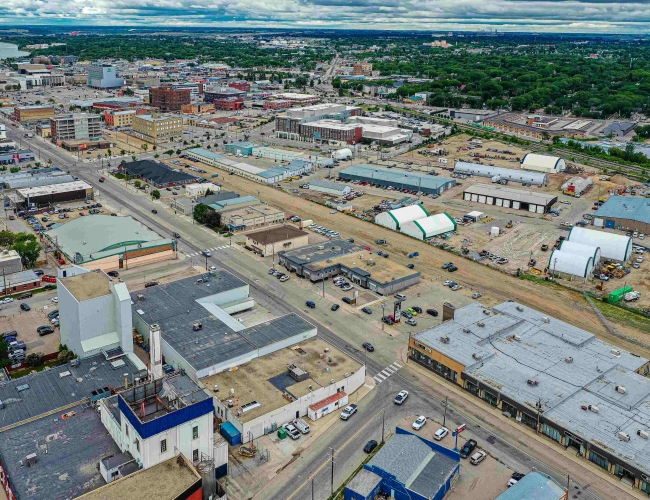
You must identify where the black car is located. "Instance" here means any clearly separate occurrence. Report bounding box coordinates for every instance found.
[151,209,158,214]
[37,325,54,336]
[460,439,477,459]
[20,303,31,311]
[47,309,59,319]
[44,284,56,290]
[107,271,119,277]
[111,213,118,216]
[426,309,439,317]
[342,297,353,304]
[361,307,372,314]
[331,304,340,311]
[173,233,181,238]
[382,316,394,325]
[362,342,374,352]
[511,472,526,481]
[448,265,458,272]
[144,281,159,288]
[412,306,422,313]
[18,292,32,299]
[406,263,415,269]
[363,440,378,453]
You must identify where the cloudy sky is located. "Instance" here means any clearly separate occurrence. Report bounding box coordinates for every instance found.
[2,0,650,33]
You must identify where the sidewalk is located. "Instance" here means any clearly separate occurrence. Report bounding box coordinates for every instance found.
[399,348,645,500]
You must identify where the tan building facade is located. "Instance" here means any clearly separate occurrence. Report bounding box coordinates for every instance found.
[245,226,309,256]
[132,115,183,144]
[13,105,55,123]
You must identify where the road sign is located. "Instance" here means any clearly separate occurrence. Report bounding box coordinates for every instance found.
[457,424,466,434]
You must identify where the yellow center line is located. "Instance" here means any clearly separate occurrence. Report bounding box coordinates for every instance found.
[286,405,385,500]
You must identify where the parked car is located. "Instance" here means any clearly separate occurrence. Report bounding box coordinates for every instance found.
[18,292,32,299]
[282,424,301,440]
[361,307,372,314]
[342,297,353,304]
[406,318,417,326]
[394,390,409,405]
[37,325,54,336]
[430,427,449,441]
[151,209,158,214]
[107,271,119,278]
[8,340,26,352]
[460,439,477,459]
[362,342,374,352]
[363,440,378,454]
[442,262,453,269]
[426,309,439,317]
[305,301,316,309]
[412,416,427,430]
[20,303,31,311]
[472,293,483,299]
[331,304,340,311]
[144,281,159,288]
[340,404,358,420]
[448,265,458,272]
[47,309,59,319]
[508,472,526,488]
[470,450,487,465]
[394,293,406,300]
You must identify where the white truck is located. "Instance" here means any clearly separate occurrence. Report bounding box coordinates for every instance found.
[624,291,640,302]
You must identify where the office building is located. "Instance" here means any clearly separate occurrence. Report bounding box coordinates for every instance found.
[16,180,93,207]
[50,113,102,142]
[87,62,125,89]
[132,115,183,144]
[104,109,137,128]
[149,85,191,111]
[13,104,54,123]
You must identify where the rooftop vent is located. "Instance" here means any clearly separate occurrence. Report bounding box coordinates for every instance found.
[541,317,550,323]
[526,379,539,387]
[512,335,522,342]
[483,309,490,315]
[516,306,523,312]
[192,321,202,331]
[589,405,599,413]
[637,430,649,439]
[439,335,450,344]
[616,385,627,395]
[565,357,573,364]
[462,328,471,333]
[611,349,621,357]
[618,431,631,442]
[137,294,144,301]
[472,353,483,360]
[476,321,485,327]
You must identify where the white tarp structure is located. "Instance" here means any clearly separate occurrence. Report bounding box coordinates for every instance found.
[521,153,566,173]
[567,227,632,262]
[400,213,456,240]
[561,176,593,196]
[558,240,602,267]
[454,161,548,186]
[375,204,429,231]
[548,249,595,280]
[332,148,352,160]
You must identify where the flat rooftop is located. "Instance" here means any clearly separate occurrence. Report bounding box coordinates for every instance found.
[309,251,418,283]
[131,273,316,372]
[594,196,650,225]
[201,337,361,423]
[0,406,123,500]
[77,456,201,500]
[60,269,112,302]
[16,180,92,198]
[0,354,144,430]
[280,238,360,266]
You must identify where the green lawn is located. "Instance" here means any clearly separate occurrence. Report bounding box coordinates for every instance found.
[593,300,650,334]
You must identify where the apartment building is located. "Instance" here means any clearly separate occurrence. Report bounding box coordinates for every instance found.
[149,85,191,111]
[13,104,55,123]
[50,113,102,142]
[228,80,251,92]
[180,102,215,115]
[353,62,373,76]
[104,109,137,128]
[87,63,124,89]
[132,115,183,144]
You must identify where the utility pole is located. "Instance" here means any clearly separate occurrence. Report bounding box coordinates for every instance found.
[381,409,386,443]
[205,253,208,271]
[443,396,448,427]
[330,448,335,497]
[536,398,542,433]
[311,479,314,500]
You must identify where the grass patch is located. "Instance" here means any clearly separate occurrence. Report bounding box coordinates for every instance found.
[593,300,650,333]
[8,359,61,379]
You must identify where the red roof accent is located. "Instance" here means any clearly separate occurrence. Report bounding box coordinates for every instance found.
[309,392,347,412]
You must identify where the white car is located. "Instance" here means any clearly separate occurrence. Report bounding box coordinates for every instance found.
[209,266,217,271]
[443,280,453,286]
[394,390,409,405]
[434,427,449,441]
[1,298,13,304]
[637,257,644,263]
[412,415,427,430]
[470,450,487,465]
[279,275,290,282]
[599,274,609,281]
[51,297,58,303]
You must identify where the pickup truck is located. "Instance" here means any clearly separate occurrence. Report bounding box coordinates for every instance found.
[460,439,478,459]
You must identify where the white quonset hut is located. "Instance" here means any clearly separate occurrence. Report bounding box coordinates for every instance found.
[332,148,352,160]
[548,249,595,281]
[521,153,566,173]
[454,161,548,187]
[375,204,430,231]
[558,240,602,267]
[567,227,633,262]
[400,213,456,240]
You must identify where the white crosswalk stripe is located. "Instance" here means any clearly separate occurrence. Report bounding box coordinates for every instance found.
[185,245,232,258]
[373,362,402,384]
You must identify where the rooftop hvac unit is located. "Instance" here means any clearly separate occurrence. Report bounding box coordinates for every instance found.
[477,321,485,327]
[483,309,490,315]
[439,336,450,344]
[611,349,621,357]
[137,294,144,301]
[589,405,599,413]
[516,306,524,312]
[541,317,550,323]
[638,430,649,439]
[472,353,482,360]
[565,357,573,363]
[462,328,471,333]
[618,431,631,442]
[192,321,202,331]
[526,379,539,387]
[513,335,522,342]
[616,386,627,394]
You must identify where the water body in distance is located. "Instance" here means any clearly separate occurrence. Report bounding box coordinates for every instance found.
[0,42,30,60]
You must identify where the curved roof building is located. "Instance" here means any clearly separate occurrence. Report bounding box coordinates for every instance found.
[548,249,594,279]
[558,240,602,266]
[521,154,566,173]
[375,204,429,231]
[567,227,632,262]
[400,213,456,240]
[454,161,548,186]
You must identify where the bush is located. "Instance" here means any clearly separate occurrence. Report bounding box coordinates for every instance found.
[26,353,44,367]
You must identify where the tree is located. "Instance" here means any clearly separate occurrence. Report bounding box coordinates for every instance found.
[541,131,550,141]
[58,349,76,364]
[123,87,135,96]
[131,155,137,162]
[164,149,174,158]
[193,203,210,223]
[134,180,141,188]
[13,234,41,268]
[120,149,126,156]
[107,149,112,157]
[151,189,161,200]
[175,149,181,156]
[204,211,221,228]
[0,231,15,248]
[26,353,44,367]
[141,144,148,153]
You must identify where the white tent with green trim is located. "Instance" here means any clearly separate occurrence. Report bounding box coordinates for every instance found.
[400,212,457,240]
[374,204,429,231]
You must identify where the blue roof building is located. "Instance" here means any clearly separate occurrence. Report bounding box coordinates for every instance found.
[338,164,456,196]
[224,141,256,156]
[593,196,650,232]
[345,428,459,500]
[494,471,567,500]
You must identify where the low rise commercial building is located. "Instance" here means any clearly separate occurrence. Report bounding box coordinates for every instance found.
[264,99,292,110]
[409,300,650,493]
[219,203,285,231]
[495,471,568,500]
[50,113,102,143]
[270,92,321,105]
[171,190,239,215]
[149,85,191,112]
[245,225,309,256]
[0,149,35,165]
[204,88,247,103]
[0,249,22,275]
[454,161,548,187]
[181,102,215,115]
[308,179,352,196]
[463,184,557,214]
[13,104,54,123]
[339,165,456,196]
[132,114,183,144]
[278,239,420,295]
[16,180,93,207]
[593,196,650,234]
[0,269,41,295]
[228,80,251,92]
[118,159,196,187]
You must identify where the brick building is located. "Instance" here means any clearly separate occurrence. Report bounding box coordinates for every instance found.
[180,102,215,115]
[264,100,292,110]
[353,62,373,76]
[228,80,251,92]
[104,109,137,128]
[149,85,191,111]
[213,97,244,111]
[13,105,55,123]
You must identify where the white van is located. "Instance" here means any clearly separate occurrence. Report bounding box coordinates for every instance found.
[293,418,311,434]
[439,158,448,164]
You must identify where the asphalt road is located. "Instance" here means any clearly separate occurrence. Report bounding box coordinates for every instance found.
[2,116,609,500]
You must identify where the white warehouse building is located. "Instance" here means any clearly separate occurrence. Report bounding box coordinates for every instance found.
[454,161,548,186]
[521,153,566,174]
[567,227,633,262]
[375,204,430,231]
[400,212,457,240]
[548,248,595,281]
[308,179,352,196]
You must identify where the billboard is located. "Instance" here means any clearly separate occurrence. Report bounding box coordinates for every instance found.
[394,300,402,323]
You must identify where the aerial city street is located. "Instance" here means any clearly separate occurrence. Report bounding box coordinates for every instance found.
[0,20,649,500]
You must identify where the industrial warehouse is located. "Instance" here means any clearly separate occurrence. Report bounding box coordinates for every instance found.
[0,167,74,190]
[593,196,650,234]
[463,184,558,213]
[339,165,456,196]
[308,179,352,196]
[278,239,420,295]
[409,300,650,493]
[453,161,548,186]
[16,180,94,208]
